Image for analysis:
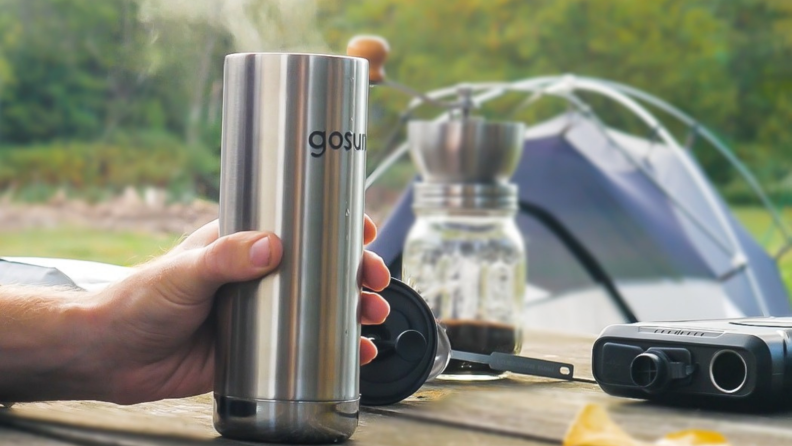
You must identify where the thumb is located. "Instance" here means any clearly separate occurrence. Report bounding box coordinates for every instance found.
[157,231,283,307]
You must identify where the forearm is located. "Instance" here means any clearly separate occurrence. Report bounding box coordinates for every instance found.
[0,285,108,402]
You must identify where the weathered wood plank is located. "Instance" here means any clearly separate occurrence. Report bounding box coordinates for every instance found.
[378,378,792,445]
[0,398,548,446]
[0,424,73,445]
[519,329,595,380]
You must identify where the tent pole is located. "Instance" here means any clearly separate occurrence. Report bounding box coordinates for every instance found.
[519,201,638,323]
[596,79,791,245]
[683,124,700,151]
[777,242,792,262]
[365,142,411,191]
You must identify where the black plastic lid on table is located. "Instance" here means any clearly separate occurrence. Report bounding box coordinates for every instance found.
[360,279,438,406]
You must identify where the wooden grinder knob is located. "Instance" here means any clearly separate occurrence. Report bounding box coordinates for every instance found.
[347,35,390,84]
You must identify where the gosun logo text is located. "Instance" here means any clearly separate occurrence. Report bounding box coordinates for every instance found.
[308,130,366,158]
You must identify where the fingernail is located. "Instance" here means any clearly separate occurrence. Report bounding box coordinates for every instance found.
[249,236,272,267]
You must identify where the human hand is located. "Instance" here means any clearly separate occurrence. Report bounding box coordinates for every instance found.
[90,216,390,404]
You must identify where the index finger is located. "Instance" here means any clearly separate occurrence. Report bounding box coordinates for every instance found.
[364,214,377,245]
[168,220,220,256]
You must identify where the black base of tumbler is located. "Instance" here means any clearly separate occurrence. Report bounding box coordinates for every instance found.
[213,394,359,444]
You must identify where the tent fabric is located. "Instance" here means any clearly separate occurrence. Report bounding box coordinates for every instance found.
[369,113,790,331]
[0,259,80,289]
[0,257,132,291]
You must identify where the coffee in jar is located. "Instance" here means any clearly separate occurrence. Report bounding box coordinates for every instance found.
[441,319,522,377]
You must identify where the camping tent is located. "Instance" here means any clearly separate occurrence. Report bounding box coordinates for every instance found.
[368,77,791,334]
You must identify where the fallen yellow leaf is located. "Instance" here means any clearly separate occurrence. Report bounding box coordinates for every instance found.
[563,405,730,446]
[563,404,644,446]
[657,430,730,446]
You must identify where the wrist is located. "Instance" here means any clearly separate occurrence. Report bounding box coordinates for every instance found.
[55,292,113,401]
[0,287,110,402]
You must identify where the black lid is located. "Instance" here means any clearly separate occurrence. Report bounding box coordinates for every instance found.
[360,278,438,406]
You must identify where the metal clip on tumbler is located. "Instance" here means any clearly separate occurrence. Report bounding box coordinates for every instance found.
[214,53,369,443]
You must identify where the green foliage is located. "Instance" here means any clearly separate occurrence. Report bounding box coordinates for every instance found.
[1,1,134,141]
[732,206,792,294]
[721,175,792,207]
[0,0,790,204]
[319,0,791,193]
[0,131,217,201]
[0,0,230,146]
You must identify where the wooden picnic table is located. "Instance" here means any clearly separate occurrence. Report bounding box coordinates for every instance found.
[1,330,791,445]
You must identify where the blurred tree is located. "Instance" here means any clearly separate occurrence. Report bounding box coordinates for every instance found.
[0,0,789,201]
[321,0,742,181]
[711,0,792,184]
[0,1,19,93]
[0,0,230,148]
[684,0,792,205]
[0,0,113,142]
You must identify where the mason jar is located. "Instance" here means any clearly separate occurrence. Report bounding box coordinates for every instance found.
[402,183,525,380]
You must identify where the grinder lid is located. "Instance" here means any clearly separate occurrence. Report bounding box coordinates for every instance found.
[360,278,438,406]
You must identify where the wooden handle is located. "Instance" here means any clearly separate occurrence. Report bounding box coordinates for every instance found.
[347,35,389,84]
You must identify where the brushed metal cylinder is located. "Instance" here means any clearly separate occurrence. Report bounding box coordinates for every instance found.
[215,53,369,443]
[408,119,525,184]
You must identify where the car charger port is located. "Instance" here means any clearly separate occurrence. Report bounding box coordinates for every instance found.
[709,350,747,394]
[631,352,664,390]
[630,348,695,393]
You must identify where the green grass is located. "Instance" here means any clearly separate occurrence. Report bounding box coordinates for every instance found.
[732,206,792,295]
[0,206,789,296]
[0,227,182,266]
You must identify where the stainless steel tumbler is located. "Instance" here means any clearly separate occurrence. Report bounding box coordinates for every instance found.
[214,53,369,443]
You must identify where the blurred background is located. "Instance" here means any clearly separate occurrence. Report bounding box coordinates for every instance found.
[0,0,789,292]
